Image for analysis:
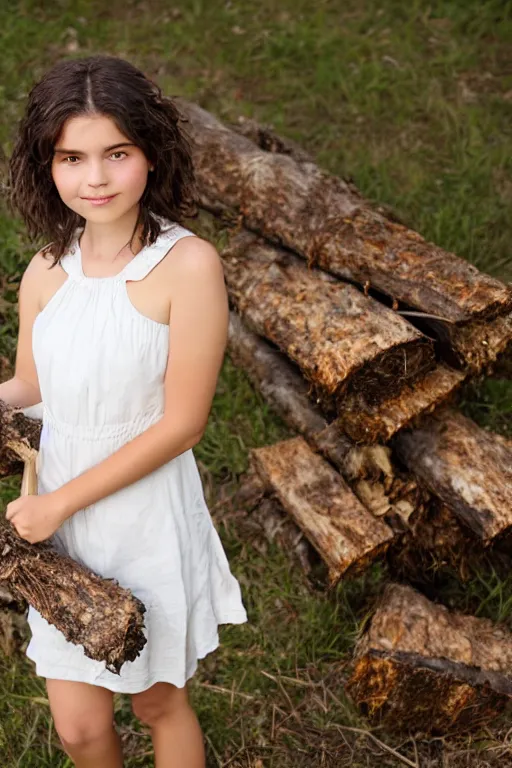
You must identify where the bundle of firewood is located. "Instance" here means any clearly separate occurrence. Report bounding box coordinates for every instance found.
[174,99,512,733]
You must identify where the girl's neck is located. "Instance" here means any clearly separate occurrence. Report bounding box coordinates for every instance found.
[80,206,144,262]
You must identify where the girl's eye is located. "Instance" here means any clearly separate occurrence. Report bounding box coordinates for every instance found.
[110,151,127,160]
[63,156,79,164]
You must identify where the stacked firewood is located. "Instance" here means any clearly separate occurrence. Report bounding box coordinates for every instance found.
[175,99,512,733]
[1,98,511,725]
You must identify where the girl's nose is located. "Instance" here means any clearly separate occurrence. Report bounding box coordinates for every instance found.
[86,160,109,187]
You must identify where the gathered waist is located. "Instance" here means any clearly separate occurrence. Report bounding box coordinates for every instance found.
[42,405,163,442]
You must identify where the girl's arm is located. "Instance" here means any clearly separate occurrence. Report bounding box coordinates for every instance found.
[54,238,228,520]
[0,254,43,407]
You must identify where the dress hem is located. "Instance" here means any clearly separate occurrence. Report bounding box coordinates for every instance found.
[26,611,248,694]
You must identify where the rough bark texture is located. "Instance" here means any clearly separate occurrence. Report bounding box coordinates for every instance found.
[227,310,393,479]
[178,98,512,329]
[334,363,467,444]
[386,499,486,584]
[222,230,435,413]
[0,401,42,477]
[345,583,512,734]
[447,310,512,372]
[249,436,394,584]
[392,408,512,543]
[0,523,146,673]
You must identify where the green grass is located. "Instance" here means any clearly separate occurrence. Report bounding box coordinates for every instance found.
[0,0,511,765]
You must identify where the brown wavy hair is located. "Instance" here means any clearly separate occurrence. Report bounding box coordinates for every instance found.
[7,55,197,265]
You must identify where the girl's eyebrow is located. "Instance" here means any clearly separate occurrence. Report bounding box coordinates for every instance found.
[53,142,136,155]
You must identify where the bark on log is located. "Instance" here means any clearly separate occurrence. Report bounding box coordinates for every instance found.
[392,408,512,543]
[447,310,512,372]
[345,583,512,734]
[334,363,467,444]
[228,307,464,453]
[0,523,146,673]
[0,401,42,477]
[232,116,406,226]
[178,99,512,329]
[228,310,393,479]
[249,437,394,584]
[222,230,436,413]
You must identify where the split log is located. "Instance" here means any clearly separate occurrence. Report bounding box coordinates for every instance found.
[345,583,512,733]
[222,230,436,413]
[333,363,467,444]
[229,307,465,449]
[0,523,146,673]
[178,99,512,333]
[392,408,512,544]
[0,400,42,477]
[227,311,394,479]
[447,310,512,372]
[249,436,394,584]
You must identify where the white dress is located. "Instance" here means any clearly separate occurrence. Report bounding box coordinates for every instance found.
[24,219,248,693]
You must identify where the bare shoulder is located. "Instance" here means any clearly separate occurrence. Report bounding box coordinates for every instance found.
[170,235,221,268]
[21,247,65,311]
[23,247,54,278]
[166,235,224,293]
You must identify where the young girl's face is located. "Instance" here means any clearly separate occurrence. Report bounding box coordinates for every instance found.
[51,113,153,224]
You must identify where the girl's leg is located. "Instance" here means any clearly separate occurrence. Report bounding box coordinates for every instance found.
[46,678,123,768]
[131,682,205,768]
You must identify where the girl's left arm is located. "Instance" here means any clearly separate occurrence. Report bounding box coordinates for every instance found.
[7,239,229,542]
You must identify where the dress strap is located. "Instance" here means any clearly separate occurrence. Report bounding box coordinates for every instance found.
[122,220,198,282]
[59,239,83,279]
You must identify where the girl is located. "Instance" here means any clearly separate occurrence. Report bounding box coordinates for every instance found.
[0,55,248,768]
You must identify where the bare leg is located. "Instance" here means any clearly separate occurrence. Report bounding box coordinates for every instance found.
[131,682,205,768]
[46,678,123,768]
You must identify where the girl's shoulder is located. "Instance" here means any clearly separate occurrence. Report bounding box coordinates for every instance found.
[21,246,67,312]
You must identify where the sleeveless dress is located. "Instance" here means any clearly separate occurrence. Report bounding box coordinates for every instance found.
[23,218,248,694]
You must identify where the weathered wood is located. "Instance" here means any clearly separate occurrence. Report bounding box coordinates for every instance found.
[448,310,512,373]
[0,400,42,477]
[386,498,485,584]
[345,583,512,733]
[336,363,467,444]
[249,437,394,584]
[228,310,393,479]
[0,523,146,673]
[392,408,512,543]
[222,230,435,413]
[178,99,512,329]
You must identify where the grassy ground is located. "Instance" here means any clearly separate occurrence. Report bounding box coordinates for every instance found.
[0,1,511,765]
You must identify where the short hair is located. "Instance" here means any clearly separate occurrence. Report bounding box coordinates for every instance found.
[7,55,197,265]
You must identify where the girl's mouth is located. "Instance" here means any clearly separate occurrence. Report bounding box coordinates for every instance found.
[82,194,118,206]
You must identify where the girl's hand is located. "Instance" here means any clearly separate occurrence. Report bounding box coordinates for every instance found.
[5,494,67,543]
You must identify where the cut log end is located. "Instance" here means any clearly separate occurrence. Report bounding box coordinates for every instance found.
[0,524,146,674]
[345,583,512,734]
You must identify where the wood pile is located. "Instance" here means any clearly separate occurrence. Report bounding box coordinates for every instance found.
[176,100,512,733]
[0,98,511,727]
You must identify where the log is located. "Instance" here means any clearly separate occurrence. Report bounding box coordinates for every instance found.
[345,583,512,733]
[447,310,512,372]
[228,308,465,454]
[392,408,512,543]
[178,99,512,331]
[222,230,436,413]
[333,363,467,444]
[249,436,394,584]
[228,310,394,480]
[0,400,42,477]
[0,523,146,673]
